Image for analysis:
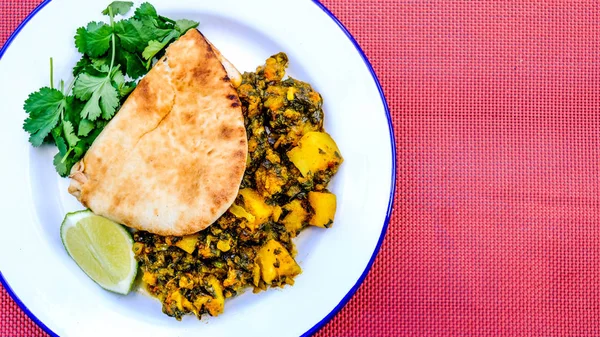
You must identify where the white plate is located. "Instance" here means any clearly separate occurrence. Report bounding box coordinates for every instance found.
[0,0,395,336]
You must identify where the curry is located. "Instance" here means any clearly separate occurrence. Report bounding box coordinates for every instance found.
[133,53,343,320]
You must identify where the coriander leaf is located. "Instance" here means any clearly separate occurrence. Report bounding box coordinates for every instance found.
[74,73,119,120]
[138,16,172,41]
[42,132,55,145]
[141,40,163,60]
[64,96,83,122]
[73,140,88,157]
[112,68,125,88]
[77,127,103,155]
[102,1,133,16]
[79,99,102,122]
[142,30,179,62]
[98,82,120,120]
[78,119,95,136]
[116,49,146,78]
[112,69,135,97]
[50,125,62,144]
[75,22,113,58]
[134,2,157,19]
[24,88,65,116]
[114,19,145,52]
[63,120,80,147]
[91,56,111,73]
[175,19,199,33]
[73,73,106,100]
[23,88,66,146]
[119,82,136,97]
[52,136,70,177]
[73,57,91,76]
[51,128,82,178]
[95,119,109,130]
[158,15,176,25]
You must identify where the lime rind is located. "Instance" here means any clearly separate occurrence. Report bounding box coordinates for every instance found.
[60,210,138,295]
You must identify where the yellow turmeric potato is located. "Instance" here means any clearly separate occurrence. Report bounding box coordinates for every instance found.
[142,271,157,286]
[193,296,211,314]
[287,132,343,177]
[204,276,225,316]
[178,275,193,289]
[223,268,241,288]
[170,290,195,312]
[174,234,199,254]
[281,200,308,234]
[239,188,273,228]
[252,263,261,287]
[228,204,256,224]
[256,239,301,284]
[217,239,232,252]
[308,191,337,228]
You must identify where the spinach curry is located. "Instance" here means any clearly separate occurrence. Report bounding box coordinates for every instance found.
[133,53,343,320]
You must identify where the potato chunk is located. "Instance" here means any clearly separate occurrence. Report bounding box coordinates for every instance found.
[169,290,195,313]
[256,239,301,284]
[308,191,337,228]
[287,132,343,177]
[175,234,199,254]
[239,188,273,229]
[229,204,256,224]
[204,276,225,316]
[281,199,308,235]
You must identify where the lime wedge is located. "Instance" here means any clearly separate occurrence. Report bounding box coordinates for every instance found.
[60,210,137,295]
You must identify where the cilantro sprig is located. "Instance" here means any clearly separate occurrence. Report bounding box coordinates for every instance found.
[22,1,199,177]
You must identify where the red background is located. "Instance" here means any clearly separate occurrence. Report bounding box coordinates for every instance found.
[3,1,600,336]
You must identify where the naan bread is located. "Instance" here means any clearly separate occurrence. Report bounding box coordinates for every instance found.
[206,39,242,88]
[68,29,248,236]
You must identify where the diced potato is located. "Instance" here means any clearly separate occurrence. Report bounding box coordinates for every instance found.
[239,188,273,228]
[204,276,224,316]
[179,275,193,289]
[175,234,199,254]
[193,296,211,313]
[256,239,301,284]
[223,268,240,288]
[170,290,195,312]
[229,204,256,224]
[286,87,297,101]
[142,271,157,286]
[287,132,343,177]
[308,191,337,228]
[217,239,231,252]
[264,94,284,111]
[281,200,308,234]
[252,263,261,287]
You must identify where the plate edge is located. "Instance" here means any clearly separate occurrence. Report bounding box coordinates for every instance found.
[1,2,61,336]
[301,1,397,336]
[0,270,59,337]
[0,0,52,60]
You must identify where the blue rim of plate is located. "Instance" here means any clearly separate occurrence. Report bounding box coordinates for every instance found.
[0,1,397,336]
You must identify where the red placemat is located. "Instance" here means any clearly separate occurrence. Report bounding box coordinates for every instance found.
[4,1,600,337]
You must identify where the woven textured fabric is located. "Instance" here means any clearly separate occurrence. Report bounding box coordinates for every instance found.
[3,1,600,336]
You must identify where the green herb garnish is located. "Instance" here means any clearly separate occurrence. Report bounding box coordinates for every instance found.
[23,1,199,177]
